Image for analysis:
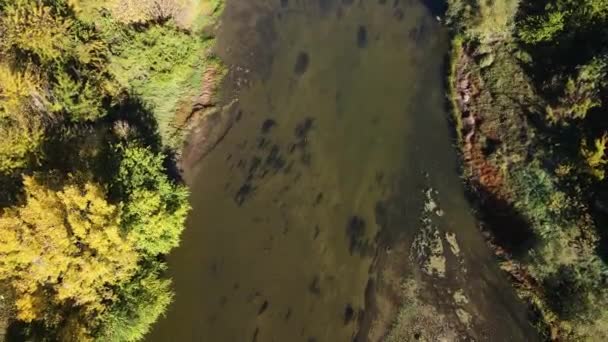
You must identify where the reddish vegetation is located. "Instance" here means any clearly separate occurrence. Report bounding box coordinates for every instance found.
[453,49,562,339]
[454,52,505,198]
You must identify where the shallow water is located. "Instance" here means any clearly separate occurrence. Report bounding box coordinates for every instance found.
[148,1,536,341]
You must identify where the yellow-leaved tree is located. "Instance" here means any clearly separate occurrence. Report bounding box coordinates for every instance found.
[581,133,608,180]
[0,176,138,339]
[0,63,46,173]
[0,0,73,62]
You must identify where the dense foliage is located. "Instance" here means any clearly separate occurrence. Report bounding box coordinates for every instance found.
[447,0,608,340]
[0,0,219,340]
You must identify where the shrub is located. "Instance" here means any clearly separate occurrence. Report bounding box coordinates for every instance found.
[114,144,190,256]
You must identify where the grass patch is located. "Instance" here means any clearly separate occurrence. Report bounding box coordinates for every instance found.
[448,34,464,143]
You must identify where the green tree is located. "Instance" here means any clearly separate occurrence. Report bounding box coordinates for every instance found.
[518,0,608,44]
[581,133,608,179]
[97,265,173,342]
[546,59,607,122]
[115,144,190,256]
[51,69,106,121]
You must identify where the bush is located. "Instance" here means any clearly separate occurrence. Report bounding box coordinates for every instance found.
[97,266,173,342]
[108,23,204,143]
[114,144,190,256]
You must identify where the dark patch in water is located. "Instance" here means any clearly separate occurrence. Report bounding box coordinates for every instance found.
[344,304,355,324]
[308,338,318,342]
[319,0,333,12]
[393,0,400,7]
[235,110,243,122]
[378,0,387,4]
[420,0,447,16]
[346,216,366,254]
[393,8,404,20]
[342,0,354,5]
[266,144,286,171]
[258,300,269,315]
[252,327,259,342]
[235,183,253,206]
[280,0,288,8]
[294,52,310,75]
[254,16,278,80]
[357,25,368,48]
[336,6,344,19]
[284,160,294,174]
[309,276,321,295]
[220,296,228,306]
[295,117,314,139]
[375,201,388,230]
[314,192,324,205]
[257,137,270,149]
[409,21,428,44]
[285,307,292,320]
[248,157,262,178]
[261,119,277,134]
[313,225,320,240]
[300,151,312,166]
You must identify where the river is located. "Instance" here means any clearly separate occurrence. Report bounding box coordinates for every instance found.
[148,0,538,341]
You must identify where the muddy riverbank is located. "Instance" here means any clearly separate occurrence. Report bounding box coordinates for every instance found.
[148,1,538,341]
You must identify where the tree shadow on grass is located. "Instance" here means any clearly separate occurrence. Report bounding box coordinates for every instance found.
[466,181,538,260]
[107,94,163,153]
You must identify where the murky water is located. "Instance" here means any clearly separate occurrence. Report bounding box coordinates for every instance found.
[149,1,536,341]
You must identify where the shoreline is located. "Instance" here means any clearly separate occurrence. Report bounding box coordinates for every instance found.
[445,33,544,336]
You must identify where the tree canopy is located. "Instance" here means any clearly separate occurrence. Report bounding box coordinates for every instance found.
[0,0,211,339]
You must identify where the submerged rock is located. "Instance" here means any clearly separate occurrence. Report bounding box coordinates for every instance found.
[357,25,368,48]
[294,52,310,75]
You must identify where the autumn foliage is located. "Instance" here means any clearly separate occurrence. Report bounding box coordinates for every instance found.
[0,0,197,340]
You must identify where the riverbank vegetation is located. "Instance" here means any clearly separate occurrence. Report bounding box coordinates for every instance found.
[446,0,608,339]
[0,0,223,340]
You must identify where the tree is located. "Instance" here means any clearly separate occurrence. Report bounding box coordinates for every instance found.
[581,133,608,180]
[0,176,138,337]
[546,59,607,122]
[51,69,106,121]
[0,0,74,62]
[518,0,608,44]
[115,144,190,256]
[0,63,46,173]
[97,265,173,342]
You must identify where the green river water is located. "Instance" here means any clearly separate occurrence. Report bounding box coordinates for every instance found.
[149,1,538,341]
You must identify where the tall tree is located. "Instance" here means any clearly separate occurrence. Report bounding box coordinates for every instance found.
[115,144,190,256]
[0,176,138,338]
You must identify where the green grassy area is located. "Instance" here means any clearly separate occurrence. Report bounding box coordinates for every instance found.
[446,0,608,340]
